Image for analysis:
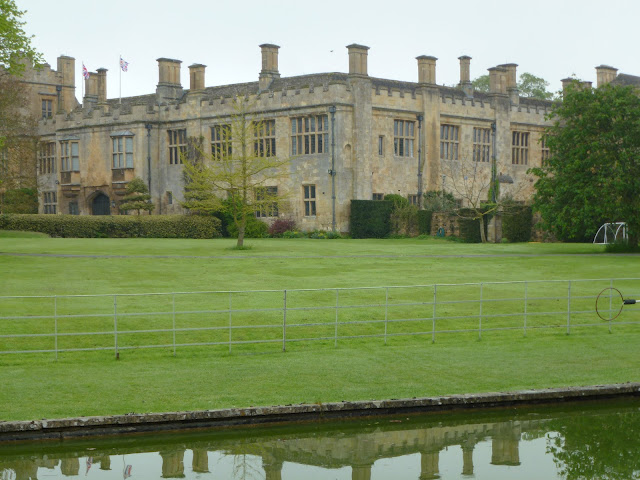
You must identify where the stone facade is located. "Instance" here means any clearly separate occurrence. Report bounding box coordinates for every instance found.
[20,44,636,231]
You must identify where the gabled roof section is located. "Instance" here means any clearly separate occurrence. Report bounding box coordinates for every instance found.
[611,73,640,87]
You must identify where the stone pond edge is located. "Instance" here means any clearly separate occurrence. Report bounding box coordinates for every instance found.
[2,383,639,441]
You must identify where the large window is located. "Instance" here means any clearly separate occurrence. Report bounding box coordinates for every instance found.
[472,127,491,163]
[512,131,530,165]
[112,136,133,168]
[168,129,187,165]
[39,142,56,174]
[303,184,316,216]
[255,186,278,218]
[541,136,550,164]
[440,124,459,161]
[60,140,79,172]
[43,191,57,214]
[291,115,328,155]
[254,120,276,157]
[211,125,232,160]
[394,120,414,157]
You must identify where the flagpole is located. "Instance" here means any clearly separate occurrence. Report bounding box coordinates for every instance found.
[81,60,84,101]
[119,54,122,104]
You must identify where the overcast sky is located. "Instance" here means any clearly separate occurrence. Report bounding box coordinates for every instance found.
[19,0,640,100]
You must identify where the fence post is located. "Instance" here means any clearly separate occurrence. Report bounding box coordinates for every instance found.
[384,287,389,345]
[283,290,287,352]
[524,281,528,337]
[567,281,572,335]
[432,285,437,344]
[172,293,176,356]
[479,283,483,340]
[228,293,232,354]
[334,289,339,348]
[113,294,119,360]
[54,296,58,361]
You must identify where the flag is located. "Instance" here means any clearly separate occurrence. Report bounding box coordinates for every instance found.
[86,457,92,476]
[123,464,132,479]
[82,63,90,80]
[120,57,129,72]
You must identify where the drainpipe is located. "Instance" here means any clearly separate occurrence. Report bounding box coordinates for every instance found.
[329,106,337,232]
[145,123,152,203]
[417,114,423,209]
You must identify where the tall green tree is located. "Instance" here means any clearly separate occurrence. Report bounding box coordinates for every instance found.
[472,73,553,100]
[530,82,640,246]
[181,97,290,247]
[0,0,42,75]
[119,177,155,215]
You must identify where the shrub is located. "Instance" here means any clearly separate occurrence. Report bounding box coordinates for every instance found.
[502,205,533,242]
[457,209,484,243]
[390,204,419,236]
[226,216,269,238]
[423,191,456,212]
[383,194,409,210]
[2,188,38,214]
[282,230,306,238]
[417,210,433,235]
[269,218,297,237]
[0,214,222,239]
[307,230,343,239]
[350,200,392,238]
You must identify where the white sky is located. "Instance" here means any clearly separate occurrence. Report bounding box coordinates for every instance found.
[18,0,640,100]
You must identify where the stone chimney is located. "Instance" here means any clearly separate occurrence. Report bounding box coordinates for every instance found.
[488,66,508,96]
[347,44,369,76]
[595,65,618,87]
[189,64,206,91]
[458,55,472,97]
[96,68,107,103]
[259,44,280,90]
[56,55,76,112]
[416,55,437,85]
[83,71,98,107]
[156,58,183,101]
[500,63,519,104]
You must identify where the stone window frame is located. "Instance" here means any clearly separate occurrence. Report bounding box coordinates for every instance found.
[254,120,276,157]
[303,184,317,216]
[394,120,414,158]
[408,194,419,206]
[291,115,329,155]
[372,193,384,201]
[211,124,232,160]
[541,135,550,164]
[41,98,53,119]
[255,185,279,218]
[440,124,460,161]
[111,131,134,169]
[378,136,384,156]
[168,128,187,165]
[43,191,57,214]
[512,131,530,165]
[38,142,57,174]
[472,127,491,163]
[60,139,79,172]
[69,202,79,215]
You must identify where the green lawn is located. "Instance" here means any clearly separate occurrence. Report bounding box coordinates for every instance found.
[1,235,639,421]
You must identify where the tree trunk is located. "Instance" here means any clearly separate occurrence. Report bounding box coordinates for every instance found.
[479,215,487,243]
[236,215,246,248]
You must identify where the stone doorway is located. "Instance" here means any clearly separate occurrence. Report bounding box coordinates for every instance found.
[91,193,111,215]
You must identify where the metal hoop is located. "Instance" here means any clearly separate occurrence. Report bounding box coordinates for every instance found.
[595,287,624,321]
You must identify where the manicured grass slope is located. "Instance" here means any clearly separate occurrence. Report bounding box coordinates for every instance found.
[1,236,638,421]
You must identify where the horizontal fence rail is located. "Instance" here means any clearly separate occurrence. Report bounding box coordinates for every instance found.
[1,278,640,359]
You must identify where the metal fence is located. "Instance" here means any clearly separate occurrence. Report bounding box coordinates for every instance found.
[2,278,640,359]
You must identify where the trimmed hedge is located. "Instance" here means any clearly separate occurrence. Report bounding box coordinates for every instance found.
[502,206,533,242]
[0,214,222,239]
[417,210,433,235]
[350,200,393,238]
[458,208,491,243]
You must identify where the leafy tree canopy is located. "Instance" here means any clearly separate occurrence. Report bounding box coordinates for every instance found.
[119,177,155,215]
[530,82,640,245]
[0,0,42,75]
[472,72,553,100]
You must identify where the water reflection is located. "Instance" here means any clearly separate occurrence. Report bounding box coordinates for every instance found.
[1,398,638,479]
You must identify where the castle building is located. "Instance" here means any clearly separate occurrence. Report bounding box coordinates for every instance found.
[21,44,635,231]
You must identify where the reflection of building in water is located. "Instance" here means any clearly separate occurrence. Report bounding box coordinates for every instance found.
[0,417,540,479]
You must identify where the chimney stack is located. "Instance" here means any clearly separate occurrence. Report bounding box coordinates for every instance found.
[416,55,437,85]
[83,71,98,107]
[488,66,508,96]
[500,63,519,104]
[347,44,369,76]
[458,55,472,96]
[56,55,76,113]
[595,65,617,87]
[189,64,206,91]
[156,58,183,101]
[259,44,280,90]
[97,68,107,103]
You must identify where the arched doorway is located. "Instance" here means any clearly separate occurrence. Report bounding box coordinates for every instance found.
[91,193,111,215]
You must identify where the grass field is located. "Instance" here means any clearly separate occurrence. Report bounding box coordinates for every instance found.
[1,232,639,421]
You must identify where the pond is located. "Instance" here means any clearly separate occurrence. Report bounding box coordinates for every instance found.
[1,398,638,479]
